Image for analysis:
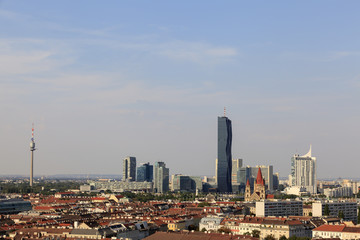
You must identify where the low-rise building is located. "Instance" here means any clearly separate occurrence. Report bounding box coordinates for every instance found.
[324,187,353,198]
[256,200,303,217]
[312,224,360,240]
[199,216,224,232]
[312,200,358,223]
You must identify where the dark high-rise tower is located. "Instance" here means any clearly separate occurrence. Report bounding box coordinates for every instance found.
[123,156,136,181]
[217,115,232,192]
[136,162,153,182]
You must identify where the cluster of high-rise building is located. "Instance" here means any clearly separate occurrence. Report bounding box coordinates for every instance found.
[117,112,319,195]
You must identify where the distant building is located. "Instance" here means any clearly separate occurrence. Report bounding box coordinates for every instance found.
[256,200,303,217]
[290,146,317,194]
[231,158,243,192]
[136,162,153,182]
[245,167,266,202]
[89,180,153,192]
[324,186,353,198]
[171,175,202,192]
[80,184,95,192]
[217,116,232,193]
[237,165,274,192]
[123,156,136,182]
[154,161,169,193]
[312,200,358,223]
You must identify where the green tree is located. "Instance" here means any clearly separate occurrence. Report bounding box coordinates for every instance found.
[201,228,206,232]
[252,230,260,238]
[279,235,288,240]
[218,227,231,234]
[265,234,275,240]
[338,210,345,219]
[309,212,312,216]
[244,232,251,236]
[358,207,360,224]
[198,202,211,207]
[324,204,330,216]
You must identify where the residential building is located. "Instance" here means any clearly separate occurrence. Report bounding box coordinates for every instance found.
[199,216,224,232]
[137,162,153,182]
[324,186,353,198]
[217,116,232,193]
[256,200,303,217]
[154,161,169,193]
[312,200,358,223]
[290,146,317,194]
[123,156,136,182]
[312,224,360,240]
[220,217,310,239]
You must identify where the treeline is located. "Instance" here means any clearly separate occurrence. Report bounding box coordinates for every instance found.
[0,181,82,194]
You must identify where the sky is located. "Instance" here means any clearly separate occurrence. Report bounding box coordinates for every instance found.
[0,1,359,179]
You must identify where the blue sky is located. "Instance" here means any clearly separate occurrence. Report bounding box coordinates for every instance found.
[0,1,359,178]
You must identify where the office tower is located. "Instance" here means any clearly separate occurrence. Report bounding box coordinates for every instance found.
[137,162,153,182]
[231,159,243,192]
[171,175,202,192]
[123,157,136,182]
[290,146,317,194]
[29,124,36,187]
[217,116,232,192]
[154,161,169,193]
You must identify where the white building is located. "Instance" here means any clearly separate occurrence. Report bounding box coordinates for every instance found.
[199,216,224,232]
[290,146,317,194]
[312,200,358,223]
[256,200,303,217]
[324,186,353,198]
[312,224,360,240]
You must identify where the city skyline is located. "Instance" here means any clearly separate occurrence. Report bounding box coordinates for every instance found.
[1,1,360,178]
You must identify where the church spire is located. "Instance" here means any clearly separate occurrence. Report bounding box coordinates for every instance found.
[256,167,264,185]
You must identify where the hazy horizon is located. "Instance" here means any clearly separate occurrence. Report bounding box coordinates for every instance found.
[1,1,359,179]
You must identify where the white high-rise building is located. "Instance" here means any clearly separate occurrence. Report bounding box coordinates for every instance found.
[290,146,317,194]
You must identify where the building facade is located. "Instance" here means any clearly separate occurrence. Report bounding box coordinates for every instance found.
[290,146,317,194]
[217,116,232,193]
[231,158,243,192]
[171,175,202,192]
[154,161,169,193]
[136,162,153,182]
[123,156,136,182]
[256,200,303,217]
[312,200,358,223]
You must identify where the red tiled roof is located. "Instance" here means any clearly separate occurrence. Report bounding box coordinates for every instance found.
[256,167,264,185]
[313,224,346,232]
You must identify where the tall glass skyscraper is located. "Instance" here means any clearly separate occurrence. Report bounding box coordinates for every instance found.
[217,116,232,192]
[136,162,153,182]
[154,161,169,193]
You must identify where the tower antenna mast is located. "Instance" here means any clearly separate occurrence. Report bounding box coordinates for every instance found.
[30,123,36,187]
